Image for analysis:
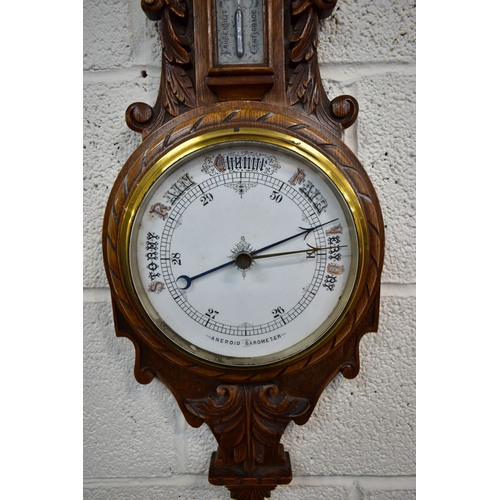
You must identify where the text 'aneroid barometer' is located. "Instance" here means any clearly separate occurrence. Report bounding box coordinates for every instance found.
[103,1,384,499]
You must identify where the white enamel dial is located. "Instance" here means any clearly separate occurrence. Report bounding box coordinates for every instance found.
[127,137,361,367]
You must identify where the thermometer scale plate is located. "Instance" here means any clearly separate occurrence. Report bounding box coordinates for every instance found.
[215,0,266,66]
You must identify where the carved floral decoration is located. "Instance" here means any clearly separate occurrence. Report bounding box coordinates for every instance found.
[185,384,310,470]
[126,0,195,134]
[288,0,337,113]
[288,0,358,127]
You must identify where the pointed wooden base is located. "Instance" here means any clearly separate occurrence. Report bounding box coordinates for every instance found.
[208,450,292,500]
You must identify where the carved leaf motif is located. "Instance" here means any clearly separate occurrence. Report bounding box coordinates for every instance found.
[185,386,246,462]
[185,385,309,468]
[166,0,187,19]
[287,60,320,114]
[252,386,310,451]
[250,385,309,466]
[128,0,194,132]
[290,6,317,62]
[161,2,190,64]
[292,0,338,17]
[162,62,196,116]
[185,386,243,431]
[291,0,313,16]
[159,0,195,117]
[288,1,322,114]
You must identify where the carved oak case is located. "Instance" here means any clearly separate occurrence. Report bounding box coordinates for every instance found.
[102,1,384,499]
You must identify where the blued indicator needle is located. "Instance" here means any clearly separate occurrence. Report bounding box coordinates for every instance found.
[176,218,339,290]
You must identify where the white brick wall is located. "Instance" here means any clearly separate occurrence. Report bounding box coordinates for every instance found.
[83,1,416,498]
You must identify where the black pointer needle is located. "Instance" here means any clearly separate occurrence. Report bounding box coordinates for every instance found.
[249,218,339,257]
[176,218,338,290]
[252,244,347,260]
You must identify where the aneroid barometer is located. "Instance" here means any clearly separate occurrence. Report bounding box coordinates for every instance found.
[102,1,384,499]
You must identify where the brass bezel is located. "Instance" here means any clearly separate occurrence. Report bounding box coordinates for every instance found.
[119,127,369,369]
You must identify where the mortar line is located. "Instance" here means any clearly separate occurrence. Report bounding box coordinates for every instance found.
[83,283,415,303]
[320,60,416,84]
[83,474,416,490]
[173,405,187,471]
[83,61,414,85]
[83,66,161,84]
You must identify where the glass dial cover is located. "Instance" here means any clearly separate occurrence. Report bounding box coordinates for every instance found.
[125,136,362,367]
